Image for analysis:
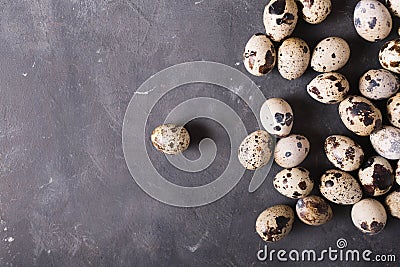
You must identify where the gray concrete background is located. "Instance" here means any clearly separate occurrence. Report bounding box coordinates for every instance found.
[0,0,399,266]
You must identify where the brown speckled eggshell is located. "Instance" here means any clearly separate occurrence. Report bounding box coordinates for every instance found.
[351,198,387,235]
[296,195,333,226]
[358,156,394,196]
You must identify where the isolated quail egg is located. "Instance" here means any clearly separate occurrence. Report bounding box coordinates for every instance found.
[370,125,400,160]
[297,0,331,24]
[351,198,387,235]
[385,189,400,219]
[387,93,400,128]
[338,95,382,136]
[243,34,276,76]
[274,135,310,168]
[263,0,298,42]
[260,98,294,137]
[278,37,310,80]
[358,156,394,196]
[379,39,400,74]
[324,135,364,171]
[296,195,333,226]
[256,205,295,242]
[386,0,400,17]
[354,0,392,42]
[359,69,399,100]
[397,160,400,185]
[320,169,363,205]
[311,37,350,73]
[273,167,314,199]
[151,124,190,155]
[238,130,273,170]
[307,72,350,104]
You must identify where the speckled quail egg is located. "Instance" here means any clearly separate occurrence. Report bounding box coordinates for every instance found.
[354,0,392,42]
[396,160,400,185]
[358,156,394,196]
[274,135,310,168]
[387,93,400,128]
[307,72,350,104]
[379,39,400,74]
[263,0,298,42]
[256,205,295,242]
[273,167,314,199]
[385,189,400,219]
[151,124,190,155]
[359,69,399,100]
[338,95,382,136]
[243,34,276,76]
[320,169,363,205]
[324,135,364,171]
[296,195,333,226]
[311,37,350,73]
[351,198,387,235]
[370,125,400,160]
[386,0,400,18]
[260,98,294,137]
[278,37,310,80]
[297,0,331,24]
[238,130,273,170]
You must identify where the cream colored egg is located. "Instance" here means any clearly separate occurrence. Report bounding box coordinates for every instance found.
[358,156,394,196]
[351,198,387,235]
[359,69,399,100]
[263,0,298,42]
[370,125,400,160]
[385,190,400,219]
[238,130,273,170]
[297,0,331,24]
[296,195,333,226]
[256,205,295,242]
[311,37,350,72]
[324,135,364,171]
[243,34,276,76]
[307,72,350,104]
[274,134,310,168]
[260,98,294,137]
[151,124,190,155]
[278,37,310,80]
[387,93,400,128]
[379,39,400,74]
[273,167,314,199]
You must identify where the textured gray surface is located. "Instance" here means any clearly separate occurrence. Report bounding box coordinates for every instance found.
[0,0,399,266]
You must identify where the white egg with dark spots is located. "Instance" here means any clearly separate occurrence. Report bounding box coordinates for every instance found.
[370,125,400,160]
[256,205,295,242]
[296,195,333,226]
[324,135,364,171]
[307,72,350,104]
[311,37,350,72]
[151,124,190,155]
[297,0,331,24]
[351,198,387,235]
[278,37,310,80]
[359,69,399,100]
[354,0,392,42]
[385,189,400,219]
[273,167,314,199]
[387,93,400,128]
[396,160,400,185]
[320,169,362,205]
[263,0,298,42]
[260,98,294,137]
[274,135,310,168]
[338,95,382,136]
[358,156,394,196]
[238,130,273,170]
[243,34,276,76]
[379,39,400,74]
[386,0,400,18]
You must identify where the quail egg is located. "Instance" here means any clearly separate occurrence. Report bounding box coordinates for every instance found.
[387,93,400,128]
[151,124,190,155]
[370,125,400,160]
[379,39,400,74]
[263,0,298,42]
[358,156,394,196]
[238,130,273,170]
[351,198,387,235]
[296,195,333,226]
[324,135,364,171]
[274,134,310,168]
[256,205,295,242]
[260,98,294,137]
[385,189,400,219]
[273,167,314,199]
[354,0,392,42]
[297,0,331,24]
[396,160,400,185]
[311,37,350,73]
[386,0,400,18]
[307,72,350,104]
[359,69,399,100]
[278,37,310,80]
[243,34,276,76]
[338,95,382,136]
[320,169,363,205]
